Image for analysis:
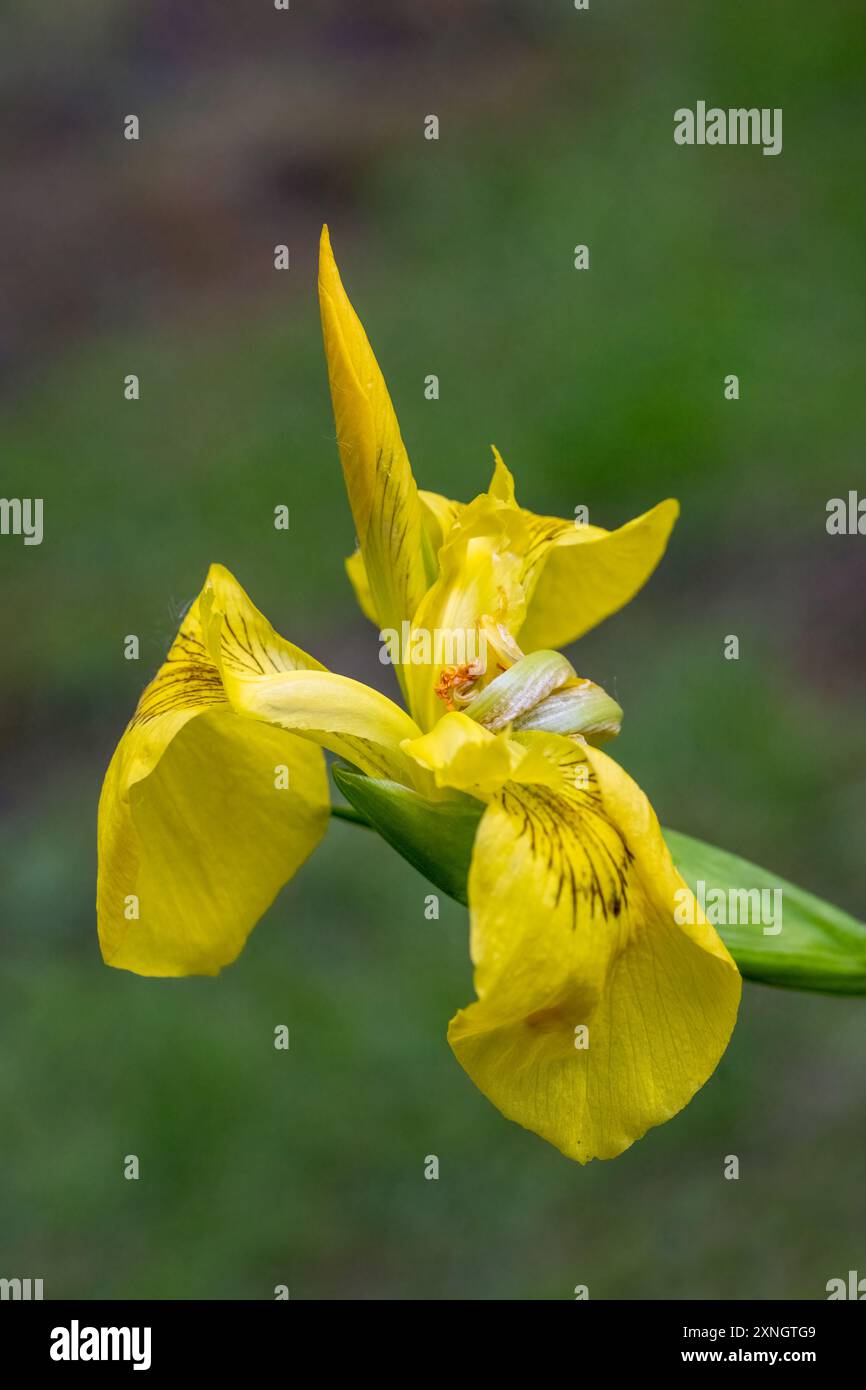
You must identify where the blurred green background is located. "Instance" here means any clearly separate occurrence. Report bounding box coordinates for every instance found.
[1,1,864,1299]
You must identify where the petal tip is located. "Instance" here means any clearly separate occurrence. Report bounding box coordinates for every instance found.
[318,223,338,284]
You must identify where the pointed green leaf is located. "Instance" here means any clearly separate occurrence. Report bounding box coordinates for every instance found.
[332,765,482,907]
[664,829,866,995]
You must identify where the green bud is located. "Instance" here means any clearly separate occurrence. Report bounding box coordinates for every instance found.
[465,650,575,731]
[512,679,623,744]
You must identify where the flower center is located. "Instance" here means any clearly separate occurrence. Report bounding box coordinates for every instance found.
[434,614,525,712]
[434,663,480,711]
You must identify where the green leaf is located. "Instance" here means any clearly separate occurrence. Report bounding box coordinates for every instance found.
[664,829,866,995]
[332,768,866,995]
[331,765,482,907]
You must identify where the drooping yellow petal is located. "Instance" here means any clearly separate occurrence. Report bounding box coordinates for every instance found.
[446,733,741,1162]
[97,568,329,977]
[98,708,329,978]
[220,667,429,790]
[318,226,435,689]
[198,565,428,790]
[98,564,432,976]
[199,563,430,789]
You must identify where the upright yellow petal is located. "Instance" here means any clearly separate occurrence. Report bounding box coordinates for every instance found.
[487,446,516,503]
[400,449,677,726]
[447,733,741,1161]
[419,489,461,555]
[319,227,435,689]
[344,489,460,630]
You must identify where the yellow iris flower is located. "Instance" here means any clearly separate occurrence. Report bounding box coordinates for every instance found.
[97,226,741,1162]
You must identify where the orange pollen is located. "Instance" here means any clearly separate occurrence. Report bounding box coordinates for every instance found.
[434,663,479,711]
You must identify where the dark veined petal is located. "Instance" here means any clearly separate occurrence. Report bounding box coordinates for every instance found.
[98,564,429,977]
[97,565,330,977]
[481,449,680,652]
[319,227,436,696]
[446,733,741,1162]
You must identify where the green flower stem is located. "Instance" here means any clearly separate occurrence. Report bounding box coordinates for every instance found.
[330,802,373,828]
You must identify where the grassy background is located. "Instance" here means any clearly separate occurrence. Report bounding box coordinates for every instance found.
[1,1,864,1298]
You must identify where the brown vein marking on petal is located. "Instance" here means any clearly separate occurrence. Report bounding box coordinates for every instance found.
[365,443,428,633]
[321,734,401,782]
[219,615,265,677]
[219,611,299,678]
[519,516,570,591]
[499,762,633,928]
[129,629,227,726]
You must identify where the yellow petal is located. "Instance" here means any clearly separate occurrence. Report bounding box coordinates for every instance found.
[98,563,431,976]
[402,710,562,797]
[345,492,460,630]
[345,547,379,625]
[447,733,741,1161]
[318,226,435,688]
[420,488,461,555]
[403,712,523,796]
[482,447,679,651]
[97,570,329,977]
[223,666,429,789]
[200,563,430,790]
[487,446,516,503]
[404,491,532,729]
[517,499,680,651]
[98,709,328,978]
